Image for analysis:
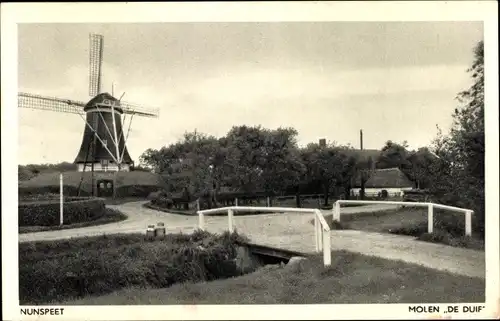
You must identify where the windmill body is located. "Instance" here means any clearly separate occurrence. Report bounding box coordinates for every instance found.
[18,33,159,174]
[74,93,134,172]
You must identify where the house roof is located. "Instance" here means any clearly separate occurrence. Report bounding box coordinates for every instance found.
[354,167,414,188]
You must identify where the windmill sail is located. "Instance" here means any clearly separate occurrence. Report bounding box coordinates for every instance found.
[88,33,104,97]
[18,92,86,114]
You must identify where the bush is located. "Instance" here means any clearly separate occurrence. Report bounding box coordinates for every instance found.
[147,191,161,200]
[19,231,252,304]
[115,185,161,198]
[19,198,106,226]
[152,196,174,209]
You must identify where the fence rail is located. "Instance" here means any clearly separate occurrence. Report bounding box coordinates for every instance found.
[333,200,474,236]
[197,206,332,266]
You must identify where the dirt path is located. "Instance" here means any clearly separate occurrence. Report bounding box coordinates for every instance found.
[19,201,485,279]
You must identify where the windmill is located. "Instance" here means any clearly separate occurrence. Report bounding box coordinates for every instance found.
[18,33,159,175]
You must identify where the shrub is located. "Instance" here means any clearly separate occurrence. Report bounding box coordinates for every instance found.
[147,191,161,200]
[19,231,252,304]
[152,196,174,209]
[115,185,160,198]
[388,222,428,237]
[19,198,106,226]
[147,189,169,200]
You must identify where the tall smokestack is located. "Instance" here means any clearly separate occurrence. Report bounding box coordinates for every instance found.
[360,129,363,150]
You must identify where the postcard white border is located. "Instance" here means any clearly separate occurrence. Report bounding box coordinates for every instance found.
[2,1,498,320]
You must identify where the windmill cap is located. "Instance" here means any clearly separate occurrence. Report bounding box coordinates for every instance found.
[84,93,124,113]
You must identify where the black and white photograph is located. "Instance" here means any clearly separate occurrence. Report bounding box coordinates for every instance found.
[2,2,499,320]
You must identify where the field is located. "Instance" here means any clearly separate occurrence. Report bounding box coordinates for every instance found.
[323,207,485,250]
[63,250,484,305]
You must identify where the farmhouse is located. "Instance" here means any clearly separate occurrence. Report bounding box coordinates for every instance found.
[351,167,415,198]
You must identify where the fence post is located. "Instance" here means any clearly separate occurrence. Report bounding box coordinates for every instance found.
[322,228,331,267]
[59,173,64,226]
[235,197,238,207]
[314,215,320,252]
[198,212,204,230]
[427,203,434,233]
[267,196,270,207]
[228,208,234,232]
[465,210,472,236]
[333,201,340,222]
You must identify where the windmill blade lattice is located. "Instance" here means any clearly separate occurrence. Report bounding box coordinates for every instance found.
[18,92,86,114]
[89,33,104,97]
[120,100,159,118]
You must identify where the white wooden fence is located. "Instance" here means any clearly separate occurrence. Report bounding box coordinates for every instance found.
[197,206,332,266]
[333,200,474,236]
[196,200,474,268]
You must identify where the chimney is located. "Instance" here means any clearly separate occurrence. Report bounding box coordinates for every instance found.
[360,130,363,150]
[319,138,326,147]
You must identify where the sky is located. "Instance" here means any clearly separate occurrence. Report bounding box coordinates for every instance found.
[17,22,483,165]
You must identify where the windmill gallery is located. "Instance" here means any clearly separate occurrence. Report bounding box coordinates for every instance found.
[18,33,162,198]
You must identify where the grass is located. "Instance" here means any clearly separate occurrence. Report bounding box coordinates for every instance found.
[321,207,484,250]
[19,230,252,305]
[62,250,485,305]
[18,208,128,234]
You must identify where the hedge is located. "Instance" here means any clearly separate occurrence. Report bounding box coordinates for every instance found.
[19,193,88,203]
[19,198,106,226]
[19,185,91,197]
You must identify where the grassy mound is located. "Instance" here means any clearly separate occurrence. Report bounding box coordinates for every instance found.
[18,171,163,197]
[19,208,128,234]
[64,250,485,305]
[19,231,252,304]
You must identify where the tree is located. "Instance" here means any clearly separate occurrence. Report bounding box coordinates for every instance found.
[376,140,410,169]
[405,147,439,189]
[300,142,354,205]
[430,40,485,235]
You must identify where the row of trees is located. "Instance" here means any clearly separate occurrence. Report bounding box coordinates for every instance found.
[140,126,439,204]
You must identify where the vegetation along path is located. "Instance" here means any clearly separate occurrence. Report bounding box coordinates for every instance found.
[19,201,484,279]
